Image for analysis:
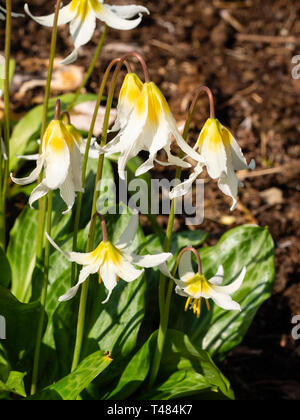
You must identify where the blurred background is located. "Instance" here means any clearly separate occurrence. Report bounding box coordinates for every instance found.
[2,0,300,399]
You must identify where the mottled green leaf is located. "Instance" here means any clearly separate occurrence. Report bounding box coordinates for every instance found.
[30,351,112,400]
[169,225,275,360]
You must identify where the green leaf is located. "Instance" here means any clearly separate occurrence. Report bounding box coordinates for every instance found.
[0,248,12,288]
[30,351,112,400]
[109,329,233,400]
[0,287,46,368]
[10,93,96,171]
[7,206,38,302]
[42,209,146,385]
[169,225,275,361]
[0,371,26,398]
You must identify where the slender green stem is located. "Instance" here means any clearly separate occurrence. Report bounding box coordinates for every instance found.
[0,0,12,250]
[148,87,210,387]
[35,0,62,271]
[70,58,123,287]
[31,191,53,395]
[66,25,108,113]
[71,58,131,371]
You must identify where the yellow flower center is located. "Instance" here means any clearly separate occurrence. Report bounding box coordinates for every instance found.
[42,120,75,154]
[70,0,91,20]
[119,73,143,106]
[196,118,232,152]
[91,241,122,284]
[136,82,170,125]
[183,273,212,319]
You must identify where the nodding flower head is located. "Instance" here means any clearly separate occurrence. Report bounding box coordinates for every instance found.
[160,247,246,318]
[170,117,255,210]
[100,80,202,180]
[11,108,84,214]
[46,212,173,303]
[25,1,149,65]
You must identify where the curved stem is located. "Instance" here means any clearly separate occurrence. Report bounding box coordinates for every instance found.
[0,0,12,250]
[31,191,53,395]
[66,25,108,113]
[193,86,215,120]
[71,58,130,372]
[148,86,208,387]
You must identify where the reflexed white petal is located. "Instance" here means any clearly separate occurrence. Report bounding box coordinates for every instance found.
[94,4,143,30]
[178,251,196,282]
[169,163,203,199]
[208,289,241,311]
[115,212,139,250]
[44,137,70,190]
[81,138,101,159]
[100,262,118,303]
[59,171,76,214]
[69,250,99,265]
[217,166,238,211]
[69,143,84,192]
[130,252,172,268]
[109,5,150,19]
[209,265,224,286]
[60,49,79,66]
[156,143,191,169]
[16,154,39,161]
[158,262,173,279]
[29,182,49,208]
[69,6,96,50]
[10,157,44,186]
[230,136,249,171]
[45,232,72,261]
[249,159,256,170]
[166,115,204,163]
[116,258,144,283]
[59,263,100,302]
[212,266,246,295]
[175,285,189,298]
[24,3,75,27]
[202,133,228,179]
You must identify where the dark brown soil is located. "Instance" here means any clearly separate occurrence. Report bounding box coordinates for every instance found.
[3,0,300,400]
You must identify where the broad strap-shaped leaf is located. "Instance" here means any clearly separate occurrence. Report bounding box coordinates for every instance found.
[169,225,275,360]
[108,329,233,400]
[29,351,112,400]
[0,371,26,398]
[7,207,38,302]
[0,287,46,368]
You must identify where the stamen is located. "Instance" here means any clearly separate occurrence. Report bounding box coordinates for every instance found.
[185,297,191,312]
[193,299,197,315]
[197,298,202,318]
[205,299,211,311]
[98,270,102,284]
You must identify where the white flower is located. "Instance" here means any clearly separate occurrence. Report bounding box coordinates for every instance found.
[46,213,172,303]
[25,1,149,65]
[0,5,24,20]
[111,72,143,132]
[170,118,255,210]
[161,250,246,317]
[11,119,84,214]
[100,81,202,180]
